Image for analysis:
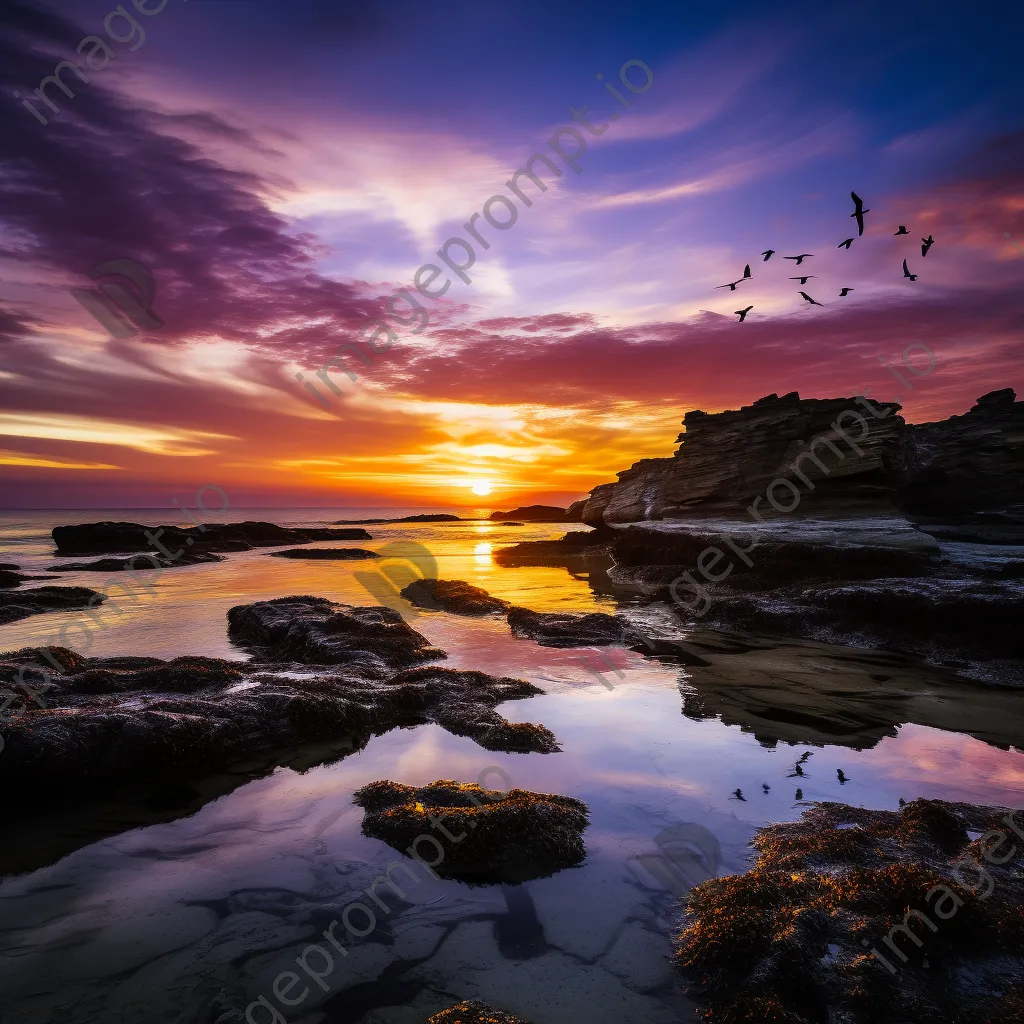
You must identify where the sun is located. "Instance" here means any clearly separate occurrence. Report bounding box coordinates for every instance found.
[470,480,492,496]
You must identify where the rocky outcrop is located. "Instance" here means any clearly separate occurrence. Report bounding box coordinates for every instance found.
[580,390,1023,528]
[335,514,462,524]
[0,634,559,832]
[489,505,582,522]
[901,387,1024,533]
[50,552,224,571]
[0,586,106,624]
[268,548,379,560]
[675,799,1024,1024]
[400,578,511,615]
[355,779,588,882]
[51,520,372,556]
[226,596,445,673]
[506,607,628,647]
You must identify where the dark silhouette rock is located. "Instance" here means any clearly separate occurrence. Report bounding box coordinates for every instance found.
[50,552,224,571]
[226,596,445,673]
[51,520,371,556]
[0,569,24,588]
[355,779,587,882]
[506,606,628,647]
[0,586,106,624]
[334,514,462,524]
[494,530,611,568]
[400,578,510,615]
[268,548,379,560]
[489,505,577,522]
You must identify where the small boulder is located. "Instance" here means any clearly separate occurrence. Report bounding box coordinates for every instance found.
[354,779,589,882]
[400,578,510,616]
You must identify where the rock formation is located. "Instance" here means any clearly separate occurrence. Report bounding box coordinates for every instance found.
[489,504,583,522]
[579,390,1023,529]
[354,779,588,882]
[400,578,511,615]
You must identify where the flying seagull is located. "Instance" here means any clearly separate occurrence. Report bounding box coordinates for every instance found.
[799,291,823,306]
[838,238,854,249]
[902,258,917,281]
[761,249,776,261]
[788,762,807,777]
[837,769,849,784]
[788,275,816,285]
[797,752,813,763]
[742,263,752,279]
[795,788,804,800]
[921,234,935,256]
[731,788,746,801]
[784,254,814,265]
[716,278,744,291]
[894,225,909,235]
[735,305,753,322]
[762,783,770,793]
[850,191,870,235]
[839,287,854,296]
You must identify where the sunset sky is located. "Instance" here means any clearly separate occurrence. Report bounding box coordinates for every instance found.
[0,0,1021,509]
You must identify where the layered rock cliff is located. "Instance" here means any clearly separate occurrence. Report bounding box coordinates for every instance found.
[580,389,1023,529]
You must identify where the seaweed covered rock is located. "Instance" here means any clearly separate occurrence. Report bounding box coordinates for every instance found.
[0,586,107,624]
[494,530,611,568]
[400,578,510,616]
[226,596,446,673]
[354,779,589,882]
[268,548,379,560]
[427,1000,535,1023]
[506,606,627,647]
[675,798,1024,1024]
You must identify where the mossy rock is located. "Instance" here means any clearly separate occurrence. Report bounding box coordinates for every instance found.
[354,779,589,883]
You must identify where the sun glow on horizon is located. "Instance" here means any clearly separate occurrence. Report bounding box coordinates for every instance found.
[470,480,492,495]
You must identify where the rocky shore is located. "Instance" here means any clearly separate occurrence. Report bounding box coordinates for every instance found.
[675,798,1024,1023]
[503,390,1024,685]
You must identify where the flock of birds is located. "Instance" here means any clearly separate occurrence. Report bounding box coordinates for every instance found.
[720,191,937,321]
[729,750,851,802]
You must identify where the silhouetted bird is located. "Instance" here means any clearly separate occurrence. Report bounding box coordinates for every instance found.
[761,249,776,261]
[839,287,854,296]
[788,763,806,777]
[716,279,744,291]
[894,225,909,235]
[799,291,823,306]
[732,788,746,801]
[784,254,814,265]
[762,783,770,793]
[838,238,854,249]
[797,752,813,763]
[898,797,906,807]
[788,275,816,285]
[795,788,804,800]
[742,263,752,279]
[735,305,753,322]
[921,234,935,256]
[902,258,917,281]
[837,769,849,784]
[850,191,870,235]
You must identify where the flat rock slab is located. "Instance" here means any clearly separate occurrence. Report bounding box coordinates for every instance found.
[506,606,628,647]
[268,548,380,560]
[675,798,1024,1024]
[51,520,371,555]
[401,578,510,616]
[0,647,559,841]
[355,779,588,883]
[49,552,224,571]
[0,586,106,624]
[227,596,445,673]
[428,1001,534,1024]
